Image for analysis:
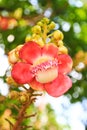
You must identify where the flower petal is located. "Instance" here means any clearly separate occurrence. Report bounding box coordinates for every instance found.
[29,78,44,91]
[42,44,58,58]
[44,73,72,97]
[11,62,34,84]
[19,41,42,64]
[58,54,73,74]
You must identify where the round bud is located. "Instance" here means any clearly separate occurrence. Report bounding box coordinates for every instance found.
[25,35,31,42]
[9,91,19,99]
[6,77,18,86]
[48,22,55,30]
[58,40,64,46]
[32,25,41,34]
[8,49,18,64]
[37,21,43,26]
[42,17,50,24]
[53,30,64,40]
[59,45,68,54]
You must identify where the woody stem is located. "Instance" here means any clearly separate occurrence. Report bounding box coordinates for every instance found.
[12,88,34,130]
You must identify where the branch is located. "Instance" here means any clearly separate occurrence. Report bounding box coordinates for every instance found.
[12,88,35,130]
[24,113,36,118]
[5,118,13,127]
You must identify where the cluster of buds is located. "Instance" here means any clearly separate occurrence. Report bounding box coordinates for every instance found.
[9,91,30,102]
[25,17,68,54]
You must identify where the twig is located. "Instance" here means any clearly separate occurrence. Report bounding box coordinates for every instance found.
[22,85,29,91]
[32,93,43,97]
[21,125,32,129]
[11,104,20,111]
[24,113,36,118]
[5,118,13,127]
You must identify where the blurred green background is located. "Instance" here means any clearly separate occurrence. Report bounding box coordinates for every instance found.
[0,0,87,130]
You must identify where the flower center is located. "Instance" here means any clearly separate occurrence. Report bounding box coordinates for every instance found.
[32,59,58,83]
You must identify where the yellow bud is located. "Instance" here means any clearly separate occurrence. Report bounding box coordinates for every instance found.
[9,91,19,99]
[53,30,64,40]
[15,45,23,56]
[36,38,45,47]
[6,77,18,86]
[37,21,43,26]
[19,95,26,102]
[19,92,29,102]
[57,40,64,46]
[59,45,68,54]
[32,34,45,47]
[8,49,18,64]
[48,22,55,30]
[25,35,32,42]
[42,17,50,24]
[8,45,23,64]
[32,25,41,34]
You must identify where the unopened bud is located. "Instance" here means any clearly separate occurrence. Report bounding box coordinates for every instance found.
[32,25,41,34]
[6,77,18,86]
[8,49,18,64]
[37,21,43,26]
[42,17,50,24]
[8,45,23,64]
[53,30,64,40]
[59,45,68,54]
[15,45,23,56]
[19,92,29,102]
[25,35,31,42]
[57,40,63,46]
[48,22,55,30]
[9,91,19,99]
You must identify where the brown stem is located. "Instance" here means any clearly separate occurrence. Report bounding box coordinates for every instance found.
[24,113,36,118]
[12,88,34,130]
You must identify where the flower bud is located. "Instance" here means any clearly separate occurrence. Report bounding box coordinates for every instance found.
[6,76,18,86]
[59,45,68,54]
[19,92,29,102]
[8,45,23,64]
[25,35,32,42]
[53,30,64,40]
[8,49,18,64]
[15,45,23,56]
[32,25,41,34]
[57,40,64,46]
[42,17,50,24]
[48,22,55,30]
[37,21,43,26]
[9,91,19,99]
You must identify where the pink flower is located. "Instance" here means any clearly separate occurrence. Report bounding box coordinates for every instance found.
[11,41,73,97]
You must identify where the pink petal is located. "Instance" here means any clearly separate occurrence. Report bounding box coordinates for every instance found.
[29,78,44,91]
[42,44,58,58]
[58,54,73,74]
[11,62,34,84]
[44,73,72,97]
[19,41,42,64]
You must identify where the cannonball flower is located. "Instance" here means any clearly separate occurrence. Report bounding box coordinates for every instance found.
[11,41,73,97]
